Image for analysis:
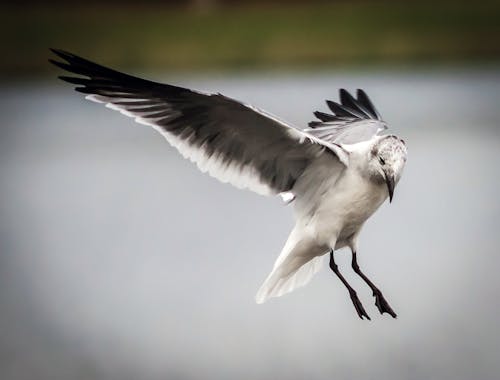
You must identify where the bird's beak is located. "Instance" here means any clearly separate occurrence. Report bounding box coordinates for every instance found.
[385,173,395,203]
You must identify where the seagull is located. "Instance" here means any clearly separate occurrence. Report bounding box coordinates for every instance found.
[49,49,407,320]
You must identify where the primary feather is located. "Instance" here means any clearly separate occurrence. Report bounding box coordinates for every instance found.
[50,49,331,195]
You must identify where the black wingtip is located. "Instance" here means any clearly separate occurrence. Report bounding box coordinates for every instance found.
[308,121,322,128]
[356,89,369,104]
[325,100,338,113]
[339,88,354,105]
[356,89,381,120]
[356,89,367,98]
[326,100,358,118]
[49,49,65,69]
[49,48,74,61]
[313,111,337,122]
[58,75,87,85]
[340,88,376,118]
[339,88,350,99]
[49,48,75,68]
[48,58,70,71]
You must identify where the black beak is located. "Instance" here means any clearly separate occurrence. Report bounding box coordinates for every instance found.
[385,174,395,203]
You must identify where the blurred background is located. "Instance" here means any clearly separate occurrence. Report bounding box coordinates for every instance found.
[1,1,500,379]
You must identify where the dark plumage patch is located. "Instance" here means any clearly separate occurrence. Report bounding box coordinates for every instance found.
[309,88,382,129]
[313,111,337,122]
[49,49,327,194]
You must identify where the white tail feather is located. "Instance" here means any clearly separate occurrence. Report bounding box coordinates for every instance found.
[255,228,327,304]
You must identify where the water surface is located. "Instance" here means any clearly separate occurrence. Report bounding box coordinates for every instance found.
[1,68,499,380]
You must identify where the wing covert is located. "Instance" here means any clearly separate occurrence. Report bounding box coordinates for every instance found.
[50,49,341,196]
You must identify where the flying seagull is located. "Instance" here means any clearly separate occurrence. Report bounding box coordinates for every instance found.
[49,49,407,320]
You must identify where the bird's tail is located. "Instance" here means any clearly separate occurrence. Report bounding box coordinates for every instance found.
[255,227,327,304]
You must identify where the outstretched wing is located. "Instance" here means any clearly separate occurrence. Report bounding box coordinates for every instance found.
[49,49,345,196]
[306,88,387,145]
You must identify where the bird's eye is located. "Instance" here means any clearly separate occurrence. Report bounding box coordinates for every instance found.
[379,157,385,165]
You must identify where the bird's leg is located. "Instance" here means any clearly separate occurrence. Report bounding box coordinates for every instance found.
[329,250,370,320]
[351,251,397,318]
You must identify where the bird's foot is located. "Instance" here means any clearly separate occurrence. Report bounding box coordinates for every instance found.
[349,290,371,320]
[373,290,397,318]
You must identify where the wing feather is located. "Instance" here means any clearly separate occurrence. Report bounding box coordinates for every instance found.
[49,49,345,196]
[308,88,388,144]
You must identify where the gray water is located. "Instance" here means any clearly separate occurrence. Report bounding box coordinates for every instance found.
[1,68,500,380]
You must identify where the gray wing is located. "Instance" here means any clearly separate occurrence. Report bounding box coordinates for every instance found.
[305,89,387,145]
[49,49,343,196]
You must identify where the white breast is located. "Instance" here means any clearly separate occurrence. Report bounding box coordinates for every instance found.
[299,166,387,248]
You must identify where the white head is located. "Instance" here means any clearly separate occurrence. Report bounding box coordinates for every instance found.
[367,135,407,202]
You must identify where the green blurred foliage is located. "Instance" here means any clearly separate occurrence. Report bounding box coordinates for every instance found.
[1,1,500,77]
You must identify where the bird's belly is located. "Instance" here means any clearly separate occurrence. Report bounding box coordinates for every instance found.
[308,173,387,246]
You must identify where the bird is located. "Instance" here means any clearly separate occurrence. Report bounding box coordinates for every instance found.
[49,49,407,320]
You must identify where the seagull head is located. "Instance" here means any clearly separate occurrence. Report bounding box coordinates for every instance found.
[369,135,407,202]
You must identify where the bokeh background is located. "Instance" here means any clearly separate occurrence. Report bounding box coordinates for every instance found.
[1,1,500,379]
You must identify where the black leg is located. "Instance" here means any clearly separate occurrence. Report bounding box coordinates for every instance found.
[351,251,397,318]
[329,250,370,320]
